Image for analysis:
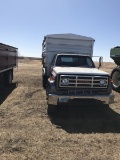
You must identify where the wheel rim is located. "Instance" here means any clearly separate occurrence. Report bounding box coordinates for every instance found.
[112,71,120,88]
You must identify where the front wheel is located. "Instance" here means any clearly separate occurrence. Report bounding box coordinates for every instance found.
[42,75,48,89]
[47,104,56,115]
[111,67,120,93]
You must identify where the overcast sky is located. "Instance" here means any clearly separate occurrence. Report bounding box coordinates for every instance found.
[0,0,120,61]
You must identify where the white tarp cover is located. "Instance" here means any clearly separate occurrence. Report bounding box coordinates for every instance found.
[43,34,95,56]
[45,33,95,41]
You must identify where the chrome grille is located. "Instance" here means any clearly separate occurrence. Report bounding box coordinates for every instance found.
[59,75,108,88]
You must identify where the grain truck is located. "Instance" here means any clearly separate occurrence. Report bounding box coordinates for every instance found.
[110,46,120,92]
[0,43,18,88]
[42,34,114,114]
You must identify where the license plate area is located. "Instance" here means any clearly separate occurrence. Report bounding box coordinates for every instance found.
[59,98,69,103]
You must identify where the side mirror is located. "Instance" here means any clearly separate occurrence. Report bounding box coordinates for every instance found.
[98,57,103,69]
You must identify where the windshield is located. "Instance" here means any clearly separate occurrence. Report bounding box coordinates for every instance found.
[55,55,95,68]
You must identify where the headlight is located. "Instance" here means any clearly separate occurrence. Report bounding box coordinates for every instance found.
[49,70,57,82]
[62,78,69,85]
[50,76,55,81]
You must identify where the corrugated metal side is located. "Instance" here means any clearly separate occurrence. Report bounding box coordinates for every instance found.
[45,43,92,54]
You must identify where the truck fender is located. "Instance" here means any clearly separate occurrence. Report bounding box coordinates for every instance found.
[42,68,45,75]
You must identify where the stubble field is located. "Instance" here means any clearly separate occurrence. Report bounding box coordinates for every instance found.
[0,59,120,160]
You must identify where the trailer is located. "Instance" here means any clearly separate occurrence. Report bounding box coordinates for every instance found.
[0,43,18,88]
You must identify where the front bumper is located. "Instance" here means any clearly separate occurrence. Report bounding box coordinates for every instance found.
[47,94,115,105]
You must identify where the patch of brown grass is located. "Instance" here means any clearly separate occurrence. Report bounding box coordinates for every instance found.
[0,60,120,160]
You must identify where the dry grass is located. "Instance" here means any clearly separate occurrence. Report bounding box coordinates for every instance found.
[0,60,120,160]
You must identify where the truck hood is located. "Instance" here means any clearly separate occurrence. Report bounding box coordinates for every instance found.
[53,67,109,76]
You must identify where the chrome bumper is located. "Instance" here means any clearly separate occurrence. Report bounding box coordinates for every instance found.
[48,94,115,105]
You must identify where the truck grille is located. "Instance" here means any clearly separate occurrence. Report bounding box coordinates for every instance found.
[59,75,108,88]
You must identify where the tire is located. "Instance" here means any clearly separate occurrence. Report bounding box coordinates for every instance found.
[5,71,13,86]
[42,75,48,89]
[0,73,5,89]
[8,71,12,84]
[47,104,56,115]
[111,67,120,93]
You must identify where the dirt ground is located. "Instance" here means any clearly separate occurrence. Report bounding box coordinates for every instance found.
[0,60,120,160]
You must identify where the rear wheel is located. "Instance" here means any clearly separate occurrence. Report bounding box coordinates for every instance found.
[0,73,5,89]
[111,67,120,92]
[5,70,13,86]
[8,71,12,84]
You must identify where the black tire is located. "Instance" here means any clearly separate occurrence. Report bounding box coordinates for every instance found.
[47,104,56,115]
[5,71,13,86]
[42,75,48,89]
[0,73,5,89]
[111,67,120,93]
